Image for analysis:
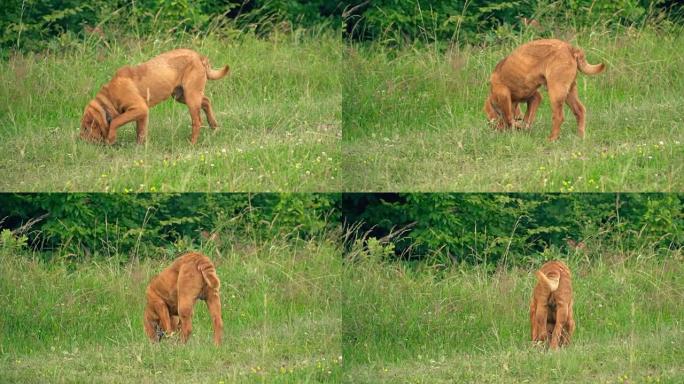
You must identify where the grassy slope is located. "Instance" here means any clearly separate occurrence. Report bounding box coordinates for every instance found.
[0,32,341,192]
[342,253,684,383]
[343,29,684,191]
[0,237,341,383]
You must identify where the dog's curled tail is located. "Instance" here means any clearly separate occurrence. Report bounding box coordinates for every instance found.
[536,270,560,292]
[202,57,230,80]
[573,47,605,75]
[197,259,221,291]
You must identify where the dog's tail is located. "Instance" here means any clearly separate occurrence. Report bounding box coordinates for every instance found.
[573,47,605,75]
[536,270,560,292]
[196,259,221,291]
[202,57,230,80]
[207,65,230,80]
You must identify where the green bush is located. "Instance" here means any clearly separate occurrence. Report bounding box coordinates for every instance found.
[1,0,342,52]
[344,194,683,265]
[345,0,681,44]
[0,193,340,261]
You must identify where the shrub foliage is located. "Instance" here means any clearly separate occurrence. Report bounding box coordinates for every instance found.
[344,193,683,265]
[0,193,340,260]
[3,0,682,51]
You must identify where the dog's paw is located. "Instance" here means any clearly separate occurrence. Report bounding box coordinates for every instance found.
[531,340,547,349]
[488,119,506,131]
[512,120,527,130]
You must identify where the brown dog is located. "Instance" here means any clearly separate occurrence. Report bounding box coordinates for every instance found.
[143,252,223,345]
[485,39,605,141]
[529,260,575,349]
[80,49,229,145]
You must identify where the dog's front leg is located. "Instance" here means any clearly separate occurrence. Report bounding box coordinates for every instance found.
[523,91,542,128]
[534,305,548,343]
[152,301,174,337]
[107,107,149,145]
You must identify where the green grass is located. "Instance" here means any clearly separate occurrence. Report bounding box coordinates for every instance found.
[342,251,684,383]
[343,29,684,191]
[0,32,341,192]
[0,236,342,383]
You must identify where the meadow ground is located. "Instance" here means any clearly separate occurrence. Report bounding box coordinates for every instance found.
[0,30,341,192]
[0,236,342,383]
[342,250,684,383]
[343,28,684,192]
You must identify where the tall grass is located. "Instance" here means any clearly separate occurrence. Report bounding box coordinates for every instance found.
[342,241,684,383]
[343,26,684,191]
[0,28,341,192]
[0,232,342,383]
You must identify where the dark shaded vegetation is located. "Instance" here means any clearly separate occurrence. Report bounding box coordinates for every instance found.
[344,193,683,265]
[0,193,340,260]
[343,0,683,43]
[4,0,683,53]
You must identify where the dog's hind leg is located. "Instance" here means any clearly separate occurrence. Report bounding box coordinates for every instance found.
[546,89,568,141]
[186,97,204,145]
[550,305,569,350]
[546,66,577,141]
[173,86,210,141]
[565,82,586,138]
[534,303,549,343]
[201,96,219,129]
[136,114,149,144]
[563,302,575,346]
[181,69,208,144]
[177,262,203,343]
[529,300,537,341]
[206,291,223,346]
[172,88,217,129]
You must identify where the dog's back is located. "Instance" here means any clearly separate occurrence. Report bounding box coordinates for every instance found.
[171,252,220,290]
[498,39,604,81]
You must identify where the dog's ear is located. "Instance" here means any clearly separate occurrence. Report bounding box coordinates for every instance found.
[80,108,96,141]
[484,95,499,121]
[80,102,107,142]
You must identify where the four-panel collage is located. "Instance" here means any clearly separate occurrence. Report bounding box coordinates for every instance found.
[1,1,682,383]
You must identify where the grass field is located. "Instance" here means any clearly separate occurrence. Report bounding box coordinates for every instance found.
[343,28,684,191]
[0,236,342,383]
[0,31,341,192]
[342,249,684,383]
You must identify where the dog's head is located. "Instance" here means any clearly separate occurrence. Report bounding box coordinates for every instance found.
[80,100,109,142]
